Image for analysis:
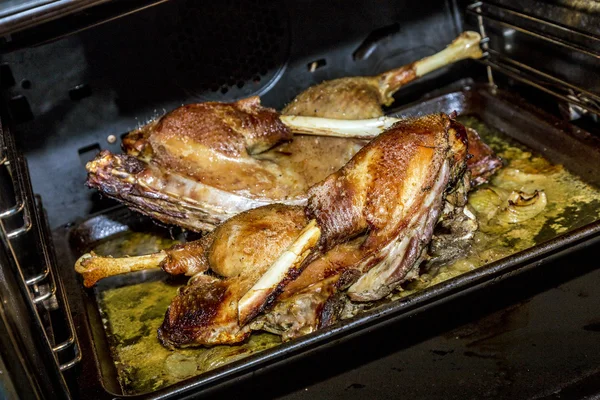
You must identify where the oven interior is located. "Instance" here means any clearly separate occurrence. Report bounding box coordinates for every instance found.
[0,0,599,398]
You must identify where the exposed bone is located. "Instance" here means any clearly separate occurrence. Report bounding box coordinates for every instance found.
[413,31,483,77]
[74,251,167,288]
[280,115,399,138]
[237,220,321,325]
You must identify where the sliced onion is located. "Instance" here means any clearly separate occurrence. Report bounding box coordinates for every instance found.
[493,190,547,225]
[491,167,548,191]
[468,187,505,220]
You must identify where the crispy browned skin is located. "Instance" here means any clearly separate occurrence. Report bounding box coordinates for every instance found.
[76,119,476,289]
[157,114,469,347]
[119,96,310,199]
[158,204,308,348]
[126,96,291,158]
[253,116,472,337]
[280,115,468,302]
[281,65,416,119]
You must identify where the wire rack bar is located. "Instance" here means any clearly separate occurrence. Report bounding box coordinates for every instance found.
[480,59,600,116]
[468,0,600,117]
[467,2,600,59]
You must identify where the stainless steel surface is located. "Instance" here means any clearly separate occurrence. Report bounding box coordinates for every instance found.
[0,128,28,233]
[0,0,111,36]
[0,117,81,378]
[0,215,71,399]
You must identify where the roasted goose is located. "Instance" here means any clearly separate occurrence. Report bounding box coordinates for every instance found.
[87,97,308,232]
[76,113,473,347]
[85,32,495,232]
[282,31,483,119]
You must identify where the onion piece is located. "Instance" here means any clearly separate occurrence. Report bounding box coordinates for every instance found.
[468,187,505,220]
[493,190,547,225]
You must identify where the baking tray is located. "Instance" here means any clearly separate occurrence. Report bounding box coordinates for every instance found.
[52,84,600,399]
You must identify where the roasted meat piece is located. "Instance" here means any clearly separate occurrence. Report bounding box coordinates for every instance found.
[157,204,316,346]
[77,113,474,347]
[85,32,496,233]
[281,30,501,188]
[161,113,470,346]
[282,31,483,119]
[464,126,503,186]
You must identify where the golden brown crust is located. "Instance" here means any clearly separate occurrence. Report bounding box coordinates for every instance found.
[284,114,469,302]
[208,204,308,278]
[161,235,213,276]
[119,96,304,200]
[281,64,418,119]
[157,205,309,347]
[307,114,451,250]
[149,96,290,159]
[282,77,385,119]
[158,274,251,348]
[156,114,473,347]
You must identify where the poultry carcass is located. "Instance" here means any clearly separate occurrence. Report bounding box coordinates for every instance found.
[85,32,496,232]
[76,113,472,346]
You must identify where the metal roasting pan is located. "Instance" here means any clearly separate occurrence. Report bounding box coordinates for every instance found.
[51,83,600,399]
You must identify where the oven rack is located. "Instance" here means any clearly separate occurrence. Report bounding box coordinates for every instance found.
[0,117,81,374]
[468,0,600,118]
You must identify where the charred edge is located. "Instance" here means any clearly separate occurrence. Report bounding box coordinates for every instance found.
[449,118,468,147]
[337,268,362,289]
[157,283,226,348]
[317,292,347,329]
[121,155,146,174]
[380,63,417,99]
[316,270,360,329]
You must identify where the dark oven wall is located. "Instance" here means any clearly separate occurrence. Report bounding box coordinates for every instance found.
[0,0,472,230]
